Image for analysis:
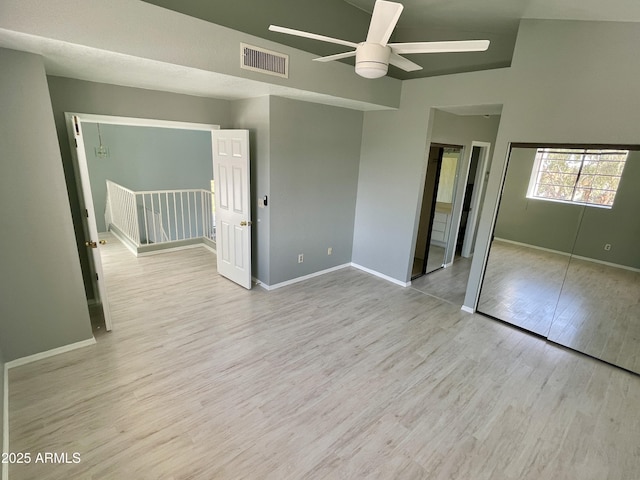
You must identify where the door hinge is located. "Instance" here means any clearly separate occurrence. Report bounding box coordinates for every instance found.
[96,273,99,281]
[74,138,78,148]
[73,116,80,135]
[85,209,89,218]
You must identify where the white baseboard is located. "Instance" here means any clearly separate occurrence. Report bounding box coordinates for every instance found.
[137,243,203,257]
[202,243,217,255]
[260,264,351,291]
[2,338,95,480]
[461,305,475,314]
[350,263,410,287]
[109,227,138,256]
[2,363,8,480]
[5,338,96,370]
[494,237,571,257]
[494,237,640,272]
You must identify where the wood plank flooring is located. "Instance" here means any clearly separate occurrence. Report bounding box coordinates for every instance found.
[410,256,472,306]
[8,234,640,479]
[478,240,572,336]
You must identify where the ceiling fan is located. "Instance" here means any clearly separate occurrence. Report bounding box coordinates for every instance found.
[269,0,489,79]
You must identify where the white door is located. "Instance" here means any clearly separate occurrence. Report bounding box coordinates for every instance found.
[212,130,252,289]
[69,114,113,330]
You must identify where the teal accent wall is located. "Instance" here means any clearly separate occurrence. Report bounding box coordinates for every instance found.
[81,123,213,232]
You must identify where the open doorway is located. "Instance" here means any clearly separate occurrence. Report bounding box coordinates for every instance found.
[457,142,491,259]
[412,144,463,279]
[66,113,221,332]
[411,140,493,305]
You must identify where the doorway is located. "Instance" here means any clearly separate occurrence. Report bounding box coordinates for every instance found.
[458,142,491,259]
[412,144,463,279]
[66,113,222,331]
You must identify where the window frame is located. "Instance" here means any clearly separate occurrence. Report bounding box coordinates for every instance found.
[525,147,629,209]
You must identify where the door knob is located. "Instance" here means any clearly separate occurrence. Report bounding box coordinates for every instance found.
[99,240,107,245]
[85,241,97,248]
[240,221,252,226]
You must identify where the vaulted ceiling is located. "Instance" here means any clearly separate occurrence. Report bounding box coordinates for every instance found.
[141,0,640,79]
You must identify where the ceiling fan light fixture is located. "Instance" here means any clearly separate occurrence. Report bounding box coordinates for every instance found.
[355,62,388,78]
[355,43,390,79]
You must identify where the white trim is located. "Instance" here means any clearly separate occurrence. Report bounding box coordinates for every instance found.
[202,243,217,255]
[461,305,475,314]
[64,113,219,131]
[261,264,351,291]
[461,142,492,258]
[494,237,571,257]
[494,237,640,272]
[569,254,640,273]
[2,338,96,480]
[2,363,8,480]
[350,263,410,287]
[138,243,206,257]
[108,226,139,256]
[5,338,96,370]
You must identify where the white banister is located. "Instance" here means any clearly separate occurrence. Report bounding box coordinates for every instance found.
[105,180,215,249]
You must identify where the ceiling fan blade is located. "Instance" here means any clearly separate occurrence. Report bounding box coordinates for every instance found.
[390,40,490,54]
[389,53,422,72]
[269,25,359,49]
[366,0,404,45]
[313,51,357,63]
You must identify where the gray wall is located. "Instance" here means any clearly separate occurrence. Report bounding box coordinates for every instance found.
[230,97,271,284]
[47,76,231,300]
[354,19,640,309]
[497,147,640,268]
[269,97,362,285]
[3,0,401,110]
[0,345,4,456]
[352,89,504,283]
[82,123,213,232]
[0,49,93,361]
[466,19,640,306]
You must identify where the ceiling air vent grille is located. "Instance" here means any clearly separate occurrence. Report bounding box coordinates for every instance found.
[241,43,289,78]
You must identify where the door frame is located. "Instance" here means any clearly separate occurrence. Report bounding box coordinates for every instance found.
[412,143,463,279]
[65,112,220,330]
[460,141,491,258]
[445,141,491,265]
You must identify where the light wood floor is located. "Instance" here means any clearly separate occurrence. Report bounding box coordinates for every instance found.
[411,256,472,306]
[8,234,640,479]
[478,241,572,336]
[478,240,640,374]
[548,256,640,373]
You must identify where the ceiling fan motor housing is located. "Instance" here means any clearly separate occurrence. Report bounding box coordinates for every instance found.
[355,43,391,78]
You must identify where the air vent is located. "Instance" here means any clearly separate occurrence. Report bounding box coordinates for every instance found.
[241,43,289,78]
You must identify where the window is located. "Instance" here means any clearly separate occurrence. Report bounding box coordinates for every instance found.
[527,148,628,208]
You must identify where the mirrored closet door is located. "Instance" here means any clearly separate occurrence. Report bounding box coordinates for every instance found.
[478,145,640,374]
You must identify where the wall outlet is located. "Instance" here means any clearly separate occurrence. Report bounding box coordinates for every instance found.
[327,247,332,255]
[604,243,612,251]
[298,253,304,263]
